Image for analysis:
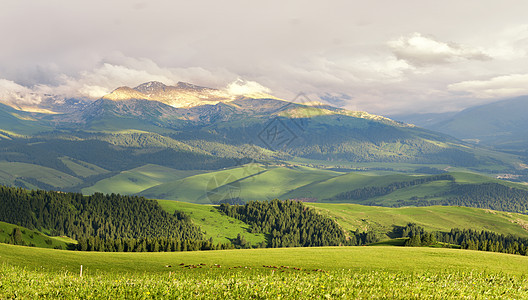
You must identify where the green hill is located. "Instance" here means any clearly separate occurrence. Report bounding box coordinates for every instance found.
[82,164,206,195]
[308,203,528,239]
[138,165,268,203]
[0,103,51,135]
[0,221,74,249]
[0,161,82,189]
[134,168,528,213]
[157,200,266,245]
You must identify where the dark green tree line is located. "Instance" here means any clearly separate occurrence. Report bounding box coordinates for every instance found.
[218,199,350,247]
[0,185,203,242]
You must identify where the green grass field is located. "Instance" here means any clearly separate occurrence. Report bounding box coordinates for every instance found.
[0,222,75,249]
[60,156,109,178]
[308,204,528,238]
[138,164,268,203]
[82,164,206,195]
[157,200,266,245]
[0,161,82,189]
[88,162,528,206]
[2,244,528,298]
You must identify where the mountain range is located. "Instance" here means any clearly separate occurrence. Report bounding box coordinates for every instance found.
[393,96,528,155]
[0,81,526,200]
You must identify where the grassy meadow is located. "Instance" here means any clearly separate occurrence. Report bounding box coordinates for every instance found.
[2,243,528,298]
[157,200,266,245]
[81,162,528,205]
[309,203,528,238]
[82,164,206,195]
[0,222,75,250]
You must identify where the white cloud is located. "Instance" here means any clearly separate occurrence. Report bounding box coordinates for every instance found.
[226,78,271,96]
[388,33,491,66]
[0,79,42,106]
[448,74,528,98]
[2,2,528,114]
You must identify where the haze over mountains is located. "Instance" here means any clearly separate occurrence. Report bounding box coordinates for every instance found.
[393,96,528,154]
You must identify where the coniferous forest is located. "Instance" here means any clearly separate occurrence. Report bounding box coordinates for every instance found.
[218,200,350,247]
[0,185,356,251]
[4,183,528,255]
[399,223,528,256]
[393,183,528,214]
[0,185,219,251]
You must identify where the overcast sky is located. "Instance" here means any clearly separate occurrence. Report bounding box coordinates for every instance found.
[1,0,528,115]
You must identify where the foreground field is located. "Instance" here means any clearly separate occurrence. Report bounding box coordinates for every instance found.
[2,244,528,298]
[3,264,527,299]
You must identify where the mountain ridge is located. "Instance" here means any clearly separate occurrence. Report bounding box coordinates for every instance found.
[399,96,528,153]
[0,81,526,195]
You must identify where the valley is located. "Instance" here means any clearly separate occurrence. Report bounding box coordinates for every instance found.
[2,81,528,298]
[5,2,528,297]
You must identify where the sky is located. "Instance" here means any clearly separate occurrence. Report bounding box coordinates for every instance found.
[1,0,528,115]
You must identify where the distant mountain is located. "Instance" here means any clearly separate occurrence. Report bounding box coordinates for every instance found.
[0,81,525,193]
[389,112,458,128]
[102,81,235,108]
[0,102,51,135]
[421,96,528,152]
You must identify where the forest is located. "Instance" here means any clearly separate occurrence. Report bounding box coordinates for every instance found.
[0,185,358,251]
[0,186,204,242]
[393,183,528,214]
[219,199,353,247]
[399,223,528,256]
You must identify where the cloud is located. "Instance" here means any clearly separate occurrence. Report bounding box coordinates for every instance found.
[388,33,491,66]
[2,2,528,114]
[226,78,271,96]
[448,74,528,98]
[0,79,43,106]
[0,55,268,107]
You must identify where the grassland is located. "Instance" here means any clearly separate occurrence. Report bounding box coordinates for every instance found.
[0,161,82,189]
[308,204,528,239]
[60,157,109,178]
[82,164,206,195]
[0,222,74,249]
[157,200,266,245]
[2,244,528,298]
[97,163,528,205]
[138,165,269,203]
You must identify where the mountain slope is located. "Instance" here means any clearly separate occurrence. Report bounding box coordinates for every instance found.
[1,81,526,194]
[421,96,528,151]
[0,103,51,135]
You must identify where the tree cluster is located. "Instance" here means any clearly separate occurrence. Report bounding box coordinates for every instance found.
[0,185,203,242]
[398,223,528,256]
[218,199,349,247]
[74,236,233,252]
[436,228,528,255]
[393,183,528,214]
[399,223,437,247]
